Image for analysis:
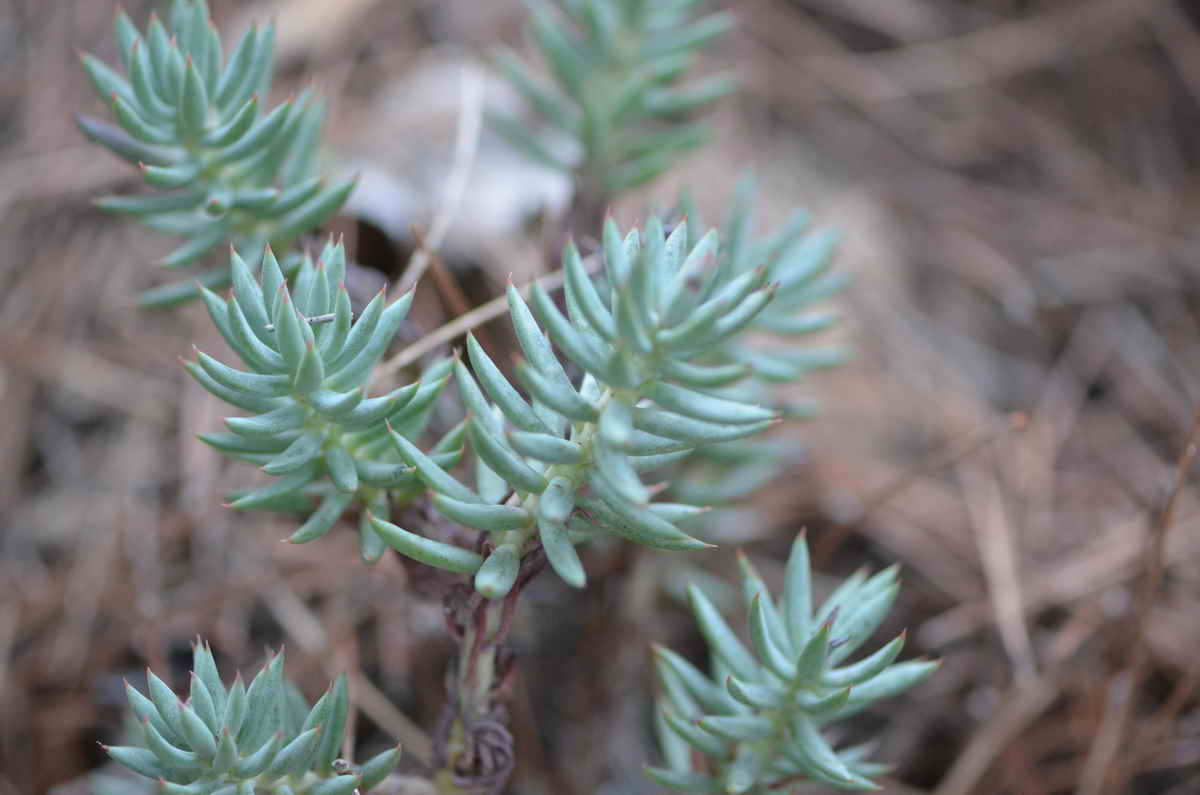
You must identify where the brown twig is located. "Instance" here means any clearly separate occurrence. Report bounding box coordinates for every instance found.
[1077,401,1200,794]
[815,412,1027,567]
[797,0,1155,102]
[935,673,1061,795]
[373,254,602,383]
[393,63,484,298]
[918,508,1200,649]
[957,451,1038,682]
[1125,657,1200,772]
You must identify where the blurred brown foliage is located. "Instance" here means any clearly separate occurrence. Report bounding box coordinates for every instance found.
[2,0,1200,793]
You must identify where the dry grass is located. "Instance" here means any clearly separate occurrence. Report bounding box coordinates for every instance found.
[2,0,1199,793]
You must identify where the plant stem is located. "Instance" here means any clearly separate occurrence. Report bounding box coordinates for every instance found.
[459,596,505,725]
[438,556,540,793]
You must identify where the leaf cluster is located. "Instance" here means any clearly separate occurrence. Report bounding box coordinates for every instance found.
[670,179,849,506]
[649,535,939,793]
[378,217,789,598]
[107,641,400,794]
[79,0,353,306]
[188,241,457,563]
[491,0,735,198]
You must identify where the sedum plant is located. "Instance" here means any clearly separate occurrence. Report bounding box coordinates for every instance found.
[649,535,939,792]
[186,240,457,563]
[78,1,935,792]
[106,642,400,794]
[79,0,353,306]
[382,216,783,597]
[490,0,735,202]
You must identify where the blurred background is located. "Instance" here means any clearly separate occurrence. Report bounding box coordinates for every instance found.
[3,0,1200,793]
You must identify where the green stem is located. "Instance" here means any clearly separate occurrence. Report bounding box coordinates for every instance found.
[489,386,615,554]
[443,388,630,786]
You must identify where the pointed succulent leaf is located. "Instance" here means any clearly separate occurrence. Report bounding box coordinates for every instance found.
[748,596,796,681]
[238,651,285,750]
[653,644,739,715]
[176,706,217,763]
[725,675,781,710]
[661,706,730,758]
[645,767,722,792]
[465,333,553,433]
[515,360,599,423]
[222,676,247,736]
[432,493,531,532]
[466,417,548,495]
[188,673,219,735]
[104,745,166,780]
[368,514,483,574]
[309,776,361,795]
[508,430,583,464]
[231,730,281,780]
[141,717,204,778]
[389,428,481,504]
[359,744,403,791]
[538,516,585,587]
[475,542,521,600]
[265,725,322,779]
[698,714,774,742]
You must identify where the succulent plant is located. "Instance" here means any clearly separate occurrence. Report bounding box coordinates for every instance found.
[73,2,937,792]
[187,240,456,562]
[490,0,735,199]
[106,641,400,794]
[375,216,787,598]
[649,535,939,792]
[78,0,353,306]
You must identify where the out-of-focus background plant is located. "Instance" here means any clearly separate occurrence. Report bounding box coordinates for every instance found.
[3,1,1200,793]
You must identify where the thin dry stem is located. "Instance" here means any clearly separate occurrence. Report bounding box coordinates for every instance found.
[1077,401,1200,794]
[394,63,485,297]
